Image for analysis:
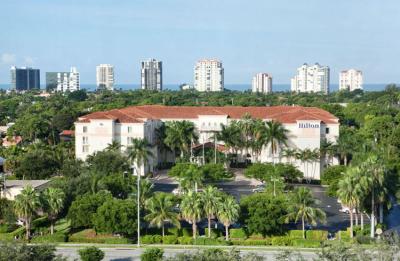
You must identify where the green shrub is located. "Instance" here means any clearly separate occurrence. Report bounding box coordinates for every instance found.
[181,228,192,237]
[271,236,293,246]
[69,229,130,244]
[141,235,162,244]
[306,230,328,241]
[338,231,351,242]
[289,230,304,239]
[204,228,221,239]
[10,226,25,237]
[79,246,105,261]
[166,227,181,237]
[178,236,193,245]
[248,233,264,239]
[103,237,131,244]
[292,239,321,248]
[0,233,14,241]
[229,228,247,239]
[162,235,178,244]
[355,235,373,244]
[242,239,270,246]
[193,237,231,246]
[141,247,164,261]
[0,224,8,233]
[31,233,67,243]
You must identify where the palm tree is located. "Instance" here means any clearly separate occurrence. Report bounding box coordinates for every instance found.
[164,121,198,159]
[281,148,297,165]
[201,186,222,238]
[132,178,154,209]
[217,122,242,165]
[145,192,180,237]
[14,185,41,240]
[126,138,154,174]
[337,168,359,238]
[285,187,326,239]
[41,187,65,235]
[250,119,267,162]
[179,164,204,192]
[217,195,240,241]
[105,140,121,152]
[265,120,289,163]
[155,124,170,163]
[180,191,203,239]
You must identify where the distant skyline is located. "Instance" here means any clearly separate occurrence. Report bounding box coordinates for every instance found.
[1,0,400,84]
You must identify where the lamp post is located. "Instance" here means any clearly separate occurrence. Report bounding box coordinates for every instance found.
[133,165,141,247]
[271,176,280,197]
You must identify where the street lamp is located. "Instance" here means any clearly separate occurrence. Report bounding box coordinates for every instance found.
[132,165,141,248]
[271,176,281,197]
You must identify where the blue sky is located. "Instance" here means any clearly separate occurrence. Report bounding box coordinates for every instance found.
[1,0,399,84]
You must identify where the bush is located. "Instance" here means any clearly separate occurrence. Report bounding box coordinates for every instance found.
[292,239,321,248]
[306,230,328,241]
[271,236,293,246]
[0,233,14,241]
[162,235,178,244]
[69,229,131,244]
[229,228,247,239]
[338,230,351,242]
[289,230,304,239]
[204,228,221,239]
[355,235,373,244]
[79,246,105,261]
[181,228,192,237]
[31,233,67,243]
[241,239,270,246]
[193,237,231,246]
[178,236,193,245]
[141,235,162,244]
[141,247,164,261]
[166,227,181,237]
[0,224,9,233]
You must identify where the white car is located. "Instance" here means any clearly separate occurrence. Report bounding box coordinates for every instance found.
[339,207,356,214]
[172,188,184,195]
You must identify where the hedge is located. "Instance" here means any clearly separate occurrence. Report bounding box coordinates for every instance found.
[193,237,231,246]
[232,239,270,246]
[204,228,221,239]
[306,230,328,241]
[338,230,352,242]
[162,235,178,244]
[31,233,67,243]
[271,236,293,246]
[289,230,304,239]
[178,236,193,245]
[69,230,131,244]
[141,235,162,244]
[181,228,192,237]
[292,239,321,248]
[0,233,14,241]
[166,227,181,237]
[229,228,247,239]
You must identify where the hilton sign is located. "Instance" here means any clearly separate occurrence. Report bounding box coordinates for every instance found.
[298,123,320,128]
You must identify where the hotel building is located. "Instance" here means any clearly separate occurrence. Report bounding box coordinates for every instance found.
[96,64,114,91]
[75,105,339,179]
[46,67,80,92]
[252,73,272,94]
[339,69,363,91]
[194,59,224,92]
[291,63,330,94]
[141,59,162,91]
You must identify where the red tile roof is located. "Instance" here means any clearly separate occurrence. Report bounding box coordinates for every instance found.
[77,105,338,124]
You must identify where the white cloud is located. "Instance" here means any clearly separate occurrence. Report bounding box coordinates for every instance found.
[23,56,35,65]
[1,53,16,64]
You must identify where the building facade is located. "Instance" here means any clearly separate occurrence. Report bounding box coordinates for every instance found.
[96,64,114,91]
[291,63,330,94]
[141,59,162,91]
[46,67,80,92]
[252,73,272,93]
[10,66,40,91]
[75,105,339,179]
[194,59,224,92]
[339,69,363,91]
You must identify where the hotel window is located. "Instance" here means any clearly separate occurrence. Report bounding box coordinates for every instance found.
[326,128,330,134]
[127,137,134,145]
[83,126,87,133]
[82,136,89,145]
[82,145,89,153]
[128,126,132,133]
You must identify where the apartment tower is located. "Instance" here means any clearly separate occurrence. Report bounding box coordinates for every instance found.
[339,69,363,91]
[96,64,114,91]
[252,73,272,94]
[141,59,162,91]
[291,63,330,94]
[194,59,224,92]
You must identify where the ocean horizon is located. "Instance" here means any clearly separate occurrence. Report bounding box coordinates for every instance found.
[0,83,395,92]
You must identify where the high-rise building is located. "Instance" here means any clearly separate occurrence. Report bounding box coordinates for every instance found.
[194,59,224,92]
[252,73,272,93]
[10,66,40,91]
[96,64,114,91]
[46,67,80,92]
[141,59,162,91]
[339,69,363,91]
[291,63,330,94]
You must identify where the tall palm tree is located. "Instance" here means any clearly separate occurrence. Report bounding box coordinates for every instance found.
[250,119,267,162]
[132,178,154,209]
[14,185,41,240]
[179,165,204,192]
[217,122,242,165]
[41,187,65,235]
[281,148,297,165]
[217,195,240,241]
[164,121,198,159]
[284,187,326,239]
[145,192,180,237]
[155,124,170,163]
[337,168,359,238]
[126,138,154,174]
[180,191,203,239]
[265,120,289,163]
[201,186,222,238]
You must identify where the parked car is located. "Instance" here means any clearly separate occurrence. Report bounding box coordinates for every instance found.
[339,206,356,214]
[252,184,265,193]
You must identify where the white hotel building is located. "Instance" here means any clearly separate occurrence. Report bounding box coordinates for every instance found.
[96,64,115,91]
[339,69,363,91]
[194,59,224,92]
[252,73,272,94]
[291,63,330,94]
[75,105,339,179]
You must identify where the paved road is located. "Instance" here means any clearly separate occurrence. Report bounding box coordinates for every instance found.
[56,246,317,261]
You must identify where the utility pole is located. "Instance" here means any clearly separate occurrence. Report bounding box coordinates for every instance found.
[202,137,205,165]
[214,133,217,164]
[134,166,141,247]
